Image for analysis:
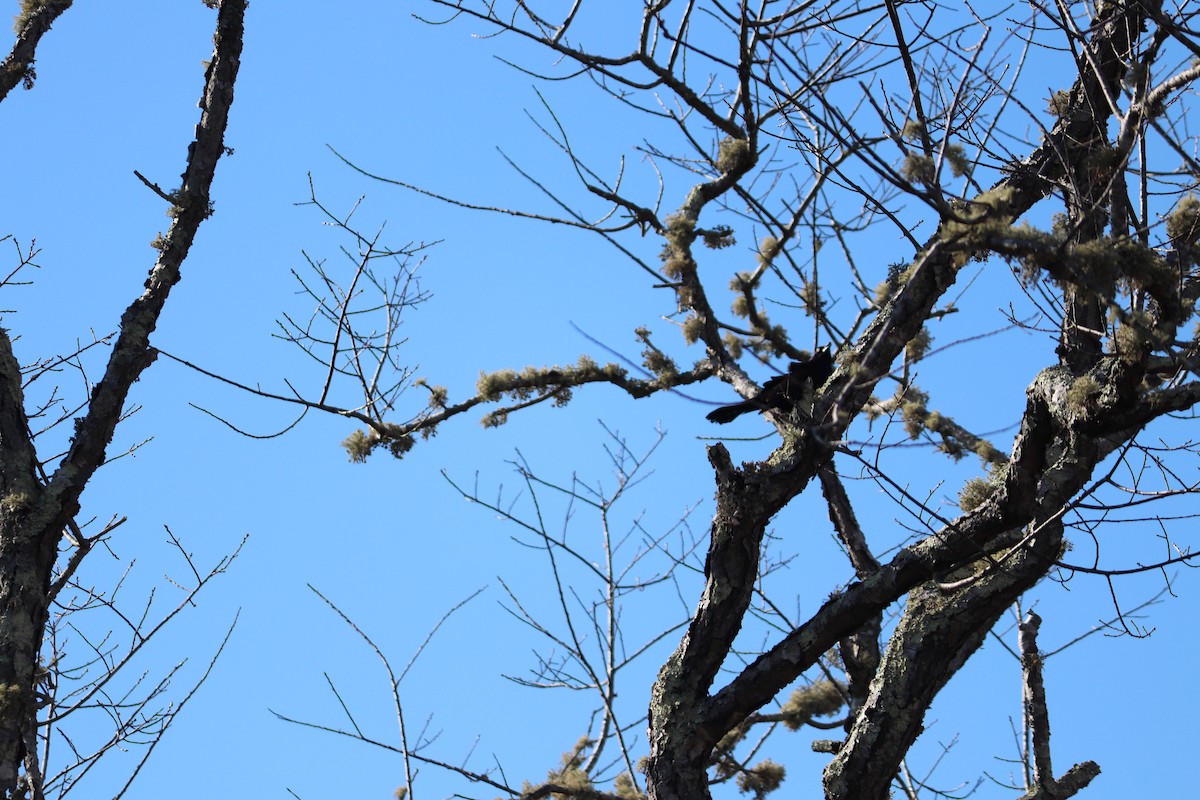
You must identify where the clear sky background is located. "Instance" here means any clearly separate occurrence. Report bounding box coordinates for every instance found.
[1,2,1197,798]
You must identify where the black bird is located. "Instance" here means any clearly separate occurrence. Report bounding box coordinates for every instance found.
[706,346,834,424]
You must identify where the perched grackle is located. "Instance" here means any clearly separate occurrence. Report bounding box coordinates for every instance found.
[706,346,834,424]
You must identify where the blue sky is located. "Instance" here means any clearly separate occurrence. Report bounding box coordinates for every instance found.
[2,2,1198,798]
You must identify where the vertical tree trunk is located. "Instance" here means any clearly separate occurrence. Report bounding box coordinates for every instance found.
[0,332,51,793]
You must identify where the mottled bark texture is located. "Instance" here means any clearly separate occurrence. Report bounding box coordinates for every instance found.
[0,3,244,794]
[645,2,1158,798]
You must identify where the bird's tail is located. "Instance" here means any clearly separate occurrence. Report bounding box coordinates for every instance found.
[706,402,752,424]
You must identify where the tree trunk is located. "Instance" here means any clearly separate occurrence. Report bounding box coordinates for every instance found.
[0,331,50,792]
[0,3,244,793]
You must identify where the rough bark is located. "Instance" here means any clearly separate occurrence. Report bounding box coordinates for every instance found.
[644,3,1160,798]
[0,3,244,794]
[823,526,1064,800]
[0,1,72,102]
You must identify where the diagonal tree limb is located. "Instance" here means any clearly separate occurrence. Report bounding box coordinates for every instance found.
[0,3,246,794]
[44,0,245,521]
[0,0,72,102]
[823,523,1066,800]
[646,6,1161,797]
